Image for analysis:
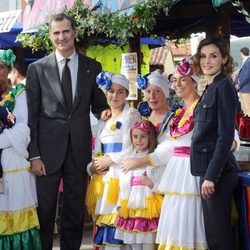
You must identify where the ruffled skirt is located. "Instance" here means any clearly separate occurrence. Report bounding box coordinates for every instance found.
[156,156,207,250]
[0,162,41,250]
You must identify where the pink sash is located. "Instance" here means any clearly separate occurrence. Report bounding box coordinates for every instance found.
[173,146,190,157]
[131,176,143,186]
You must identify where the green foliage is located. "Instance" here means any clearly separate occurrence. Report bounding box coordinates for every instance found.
[232,0,250,24]
[17,0,174,53]
[17,25,54,53]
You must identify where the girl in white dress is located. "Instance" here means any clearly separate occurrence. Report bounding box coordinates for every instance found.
[115,120,163,250]
[86,71,140,249]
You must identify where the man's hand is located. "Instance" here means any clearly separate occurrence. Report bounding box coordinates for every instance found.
[201,180,215,199]
[100,109,111,121]
[235,84,240,91]
[30,158,46,176]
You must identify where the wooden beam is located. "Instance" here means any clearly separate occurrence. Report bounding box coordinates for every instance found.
[168,3,215,18]
[157,1,250,19]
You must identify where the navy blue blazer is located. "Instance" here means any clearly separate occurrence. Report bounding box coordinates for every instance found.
[237,57,250,93]
[190,73,240,183]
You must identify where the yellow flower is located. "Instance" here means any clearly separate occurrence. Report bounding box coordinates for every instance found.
[110,124,116,131]
[94,152,103,158]
[175,108,182,116]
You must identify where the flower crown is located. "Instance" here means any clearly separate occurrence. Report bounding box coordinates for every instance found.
[96,71,113,90]
[136,73,150,90]
[0,49,16,67]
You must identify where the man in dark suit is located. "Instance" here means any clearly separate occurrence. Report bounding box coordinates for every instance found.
[26,13,109,250]
[236,47,250,116]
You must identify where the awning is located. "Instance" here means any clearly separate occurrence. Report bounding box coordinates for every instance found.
[0,22,22,48]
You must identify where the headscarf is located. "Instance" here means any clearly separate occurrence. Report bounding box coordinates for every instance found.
[136,70,169,98]
[131,120,151,134]
[96,71,129,91]
[0,49,16,67]
[175,58,200,83]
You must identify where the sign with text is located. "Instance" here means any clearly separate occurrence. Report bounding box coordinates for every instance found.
[121,52,138,100]
[0,10,21,33]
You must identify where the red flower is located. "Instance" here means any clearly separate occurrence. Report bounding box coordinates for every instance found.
[90,5,99,11]
[131,15,139,20]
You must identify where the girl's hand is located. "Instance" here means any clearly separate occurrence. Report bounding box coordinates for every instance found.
[201,180,215,199]
[90,161,108,175]
[121,158,138,173]
[141,173,154,189]
[94,155,112,172]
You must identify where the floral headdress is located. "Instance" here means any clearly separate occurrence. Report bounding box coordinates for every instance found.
[0,49,16,67]
[137,71,169,98]
[96,71,113,90]
[136,73,149,90]
[176,58,200,83]
[96,71,130,91]
[131,120,151,134]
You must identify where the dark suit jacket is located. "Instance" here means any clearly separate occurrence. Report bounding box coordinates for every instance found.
[237,57,250,93]
[26,52,109,175]
[190,73,240,183]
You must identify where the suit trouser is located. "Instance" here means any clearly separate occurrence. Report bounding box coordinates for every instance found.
[239,92,250,116]
[36,143,87,250]
[201,170,239,250]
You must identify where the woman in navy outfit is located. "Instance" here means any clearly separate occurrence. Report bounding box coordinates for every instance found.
[191,36,240,250]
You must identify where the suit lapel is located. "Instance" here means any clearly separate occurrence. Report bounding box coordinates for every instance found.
[44,53,68,112]
[71,54,92,113]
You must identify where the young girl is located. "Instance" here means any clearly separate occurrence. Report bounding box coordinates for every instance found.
[86,71,141,249]
[114,120,163,250]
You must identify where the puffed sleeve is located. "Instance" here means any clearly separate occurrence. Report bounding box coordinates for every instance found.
[0,91,28,149]
[148,138,173,167]
[147,164,166,192]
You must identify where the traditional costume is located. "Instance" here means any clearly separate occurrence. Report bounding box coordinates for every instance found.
[148,102,207,250]
[0,81,41,249]
[114,150,163,249]
[86,72,140,248]
[149,59,208,250]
